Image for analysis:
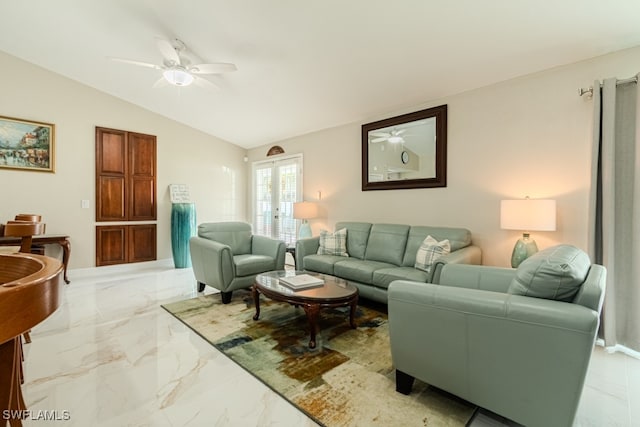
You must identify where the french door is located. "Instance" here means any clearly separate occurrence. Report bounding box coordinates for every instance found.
[252,155,302,245]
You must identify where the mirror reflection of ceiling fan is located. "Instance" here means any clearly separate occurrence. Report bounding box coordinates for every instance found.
[370,128,406,144]
[108,37,237,90]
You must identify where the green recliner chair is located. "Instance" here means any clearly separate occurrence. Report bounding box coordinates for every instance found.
[388,245,606,427]
[189,222,286,303]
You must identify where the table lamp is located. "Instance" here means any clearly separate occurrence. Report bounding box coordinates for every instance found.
[293,201,318,239]
[500,198,556,268]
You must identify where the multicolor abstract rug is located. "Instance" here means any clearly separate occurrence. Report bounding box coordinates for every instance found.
[162,290,475,426]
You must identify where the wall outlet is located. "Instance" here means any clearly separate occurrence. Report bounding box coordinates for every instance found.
[81,200,90,209]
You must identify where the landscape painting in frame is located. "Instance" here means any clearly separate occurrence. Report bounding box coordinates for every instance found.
[0,115,55,172]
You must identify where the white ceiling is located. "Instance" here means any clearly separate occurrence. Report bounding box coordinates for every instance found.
[1,1,639,149]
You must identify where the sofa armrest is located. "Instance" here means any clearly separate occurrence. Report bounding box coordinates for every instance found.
[189,236,235,289]
[388,280,599,427]
[252,235,286,269]
[295,237,320,268]
[430,245,482,283]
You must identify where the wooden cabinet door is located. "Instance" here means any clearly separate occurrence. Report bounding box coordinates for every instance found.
[96,129,156,221]
[128,132,157,221]
[96,128,127,221]
[128,224,157,263]
[96,224,157,266]
[96,225,127,266]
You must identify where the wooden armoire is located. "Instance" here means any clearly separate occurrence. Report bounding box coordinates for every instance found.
[95,127,157,266]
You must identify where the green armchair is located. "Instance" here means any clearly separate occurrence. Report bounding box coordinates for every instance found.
[189,222,286,303]
[388,245,606,427]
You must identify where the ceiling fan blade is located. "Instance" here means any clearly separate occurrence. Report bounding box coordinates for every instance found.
[152,77,168,88]
[194,76,220,91]
[108,57,161,69]
[156,38,181,65]
[371,137,387,143]
[190,63,237,74]
[370,132,390,138]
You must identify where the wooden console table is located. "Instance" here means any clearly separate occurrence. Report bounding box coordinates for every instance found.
[0,235,71,284]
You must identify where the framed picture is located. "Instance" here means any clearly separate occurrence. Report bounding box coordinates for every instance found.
[0,115,55,172]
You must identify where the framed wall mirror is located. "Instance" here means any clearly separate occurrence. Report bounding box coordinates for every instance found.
[362,104,447,191]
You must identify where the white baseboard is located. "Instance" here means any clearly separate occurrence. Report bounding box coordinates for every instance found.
[596,339,640,360]
[68,258,177,280]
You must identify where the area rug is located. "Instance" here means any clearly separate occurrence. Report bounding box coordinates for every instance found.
[162,290,475,426]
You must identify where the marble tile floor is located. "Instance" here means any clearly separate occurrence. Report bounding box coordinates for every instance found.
[16,261,640,426]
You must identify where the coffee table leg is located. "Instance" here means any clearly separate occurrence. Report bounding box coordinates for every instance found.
[303,304,320,349]
[349,297,358,329]
[252,285,261,321]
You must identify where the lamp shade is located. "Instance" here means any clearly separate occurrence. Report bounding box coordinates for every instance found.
[293,202,318,220]
[500,199,556,231]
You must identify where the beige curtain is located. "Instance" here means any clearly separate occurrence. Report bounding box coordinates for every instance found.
[589,74,640,353]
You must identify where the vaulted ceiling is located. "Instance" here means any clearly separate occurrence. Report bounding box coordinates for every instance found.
[1,1,639,148]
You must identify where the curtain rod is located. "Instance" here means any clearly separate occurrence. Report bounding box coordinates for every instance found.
[579,76,638,97]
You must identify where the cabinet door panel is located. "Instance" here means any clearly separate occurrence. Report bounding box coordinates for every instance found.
[130,178,156,220]
[97,129,126,174]
[128,224,157,263]
[129,133,156,176]
[128,132,157,220]
[96,128,127,221]
[97,176,126,220]
[96,226,127,266]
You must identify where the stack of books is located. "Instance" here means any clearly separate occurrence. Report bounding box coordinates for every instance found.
[279,274,324,290]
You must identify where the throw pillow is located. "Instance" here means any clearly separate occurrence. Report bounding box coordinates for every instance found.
[414,235,451,273]
[317,228,349,257]
[508,244,591,302]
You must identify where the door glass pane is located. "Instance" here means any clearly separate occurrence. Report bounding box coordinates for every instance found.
[278,163,298,245]
[254,166,272,237]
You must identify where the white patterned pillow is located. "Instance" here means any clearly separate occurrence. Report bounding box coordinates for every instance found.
[415,235,451,273]
[317,228,349,257]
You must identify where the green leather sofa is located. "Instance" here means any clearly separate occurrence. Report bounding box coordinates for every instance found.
[189,222,286,303]
[388,245,606,427]
[295,222,482,304]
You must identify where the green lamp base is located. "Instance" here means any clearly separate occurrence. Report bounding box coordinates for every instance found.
[511,233,538,268]
[299,222,312,239]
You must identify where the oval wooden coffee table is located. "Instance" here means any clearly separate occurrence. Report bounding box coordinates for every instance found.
[253,270,358,349]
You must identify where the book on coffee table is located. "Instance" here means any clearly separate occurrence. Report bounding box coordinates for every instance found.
[279,274,324,290]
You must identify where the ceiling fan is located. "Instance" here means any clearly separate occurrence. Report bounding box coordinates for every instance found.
[108,38,236,89]
[369,128,407,144]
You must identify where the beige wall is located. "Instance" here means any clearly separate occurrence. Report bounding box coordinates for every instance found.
[0,52,247,269]
[247,47,640,267]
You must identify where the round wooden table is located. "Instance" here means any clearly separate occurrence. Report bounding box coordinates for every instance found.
[0,253,63,427]
[253,270,358,349]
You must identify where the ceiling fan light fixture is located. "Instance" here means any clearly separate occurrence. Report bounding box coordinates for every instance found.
[163,69,194,86]
[388,136,404,143]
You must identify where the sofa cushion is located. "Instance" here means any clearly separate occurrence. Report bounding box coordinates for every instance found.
[198,222,252,255]
[335,222,372,259]
[415,235,451,273]
[334,259,395,285]
[372,267,430,289]
[364,224,410,266]
[403,226,471,266]
[302,254,346,275]
[234,254,276,277]
[508,245,591,302]
[317,228,349,256]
